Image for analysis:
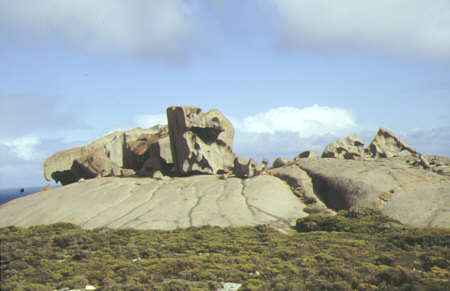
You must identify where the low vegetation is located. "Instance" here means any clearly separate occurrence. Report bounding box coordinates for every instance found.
[0,208,448,290]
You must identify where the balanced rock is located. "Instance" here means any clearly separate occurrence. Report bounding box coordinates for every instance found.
[321,134,366,160]
[369,127,417,158]
[167,106,235,175]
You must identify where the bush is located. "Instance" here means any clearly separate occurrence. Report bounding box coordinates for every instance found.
[295,207,405,234]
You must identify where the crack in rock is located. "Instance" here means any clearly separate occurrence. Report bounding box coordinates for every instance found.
[80,183,138,227]
[240,178,256,216]
[188,184,202,227]
[113,182,164,228]
[249,204,291,225]
[215,181,234,226]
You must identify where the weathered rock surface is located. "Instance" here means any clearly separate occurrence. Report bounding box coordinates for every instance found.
[167,106,235,175]
[19,109,450,232]
[295,158,450,227]
[369,127,417,158]
[272,157,290,168]
[44,125,168,185]
[233,156,265,178]
[321,128,418,161]
[296,150,319,159]
[0,175,308,230]
[321,134,367,160]
[268,165,335,216]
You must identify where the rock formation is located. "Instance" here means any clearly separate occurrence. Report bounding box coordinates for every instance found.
[0,175,308,230]
[321,134,367,159]
[44,106,237,184]
[44,125,169,185]
[233,157,265,178]
[369,127,417,158]
[321,128,418,161]
[272,157,290,168]
[295,157,450,227]
[2,106,448,231]
[167,106,235,175]
[296,150,319,159]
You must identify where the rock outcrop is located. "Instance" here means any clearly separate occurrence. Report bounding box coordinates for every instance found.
[167,106,235,175]
[0,175,308,230]
[321,134,367,160]
[44,106,237,184]
[44,125,169,185]
[268,165,335,216]
[8,106,449,231]
[369,128,417,158]
[272,157,290,168]
[296,150,319,159]
[233,157,265,178]
[295,157,450,227]
[321,128,418,161]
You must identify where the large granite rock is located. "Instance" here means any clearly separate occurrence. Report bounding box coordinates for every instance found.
[321,134,367,160]
[268,165,335,216]
[295,158,450,227]
[167,106,235,175]
[0,175,308,231]
[321,128,418,161]
[369,127,417,158]
[44,125,170,185]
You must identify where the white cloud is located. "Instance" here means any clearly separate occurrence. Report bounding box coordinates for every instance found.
[0,0,204,63]
[0,135,42,160]
[135,114,167,128]
[267,0,450,59]
[233,105,359,138]
[229,105,361,160]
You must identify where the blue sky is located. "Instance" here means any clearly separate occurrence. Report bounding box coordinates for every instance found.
[0,0,449,188]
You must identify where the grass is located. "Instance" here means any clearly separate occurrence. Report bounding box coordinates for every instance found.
[0,208,448,290]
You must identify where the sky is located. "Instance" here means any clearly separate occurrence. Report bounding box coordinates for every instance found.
[0,0,449,188]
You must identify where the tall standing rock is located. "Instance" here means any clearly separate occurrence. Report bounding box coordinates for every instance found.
[167,106,235,175]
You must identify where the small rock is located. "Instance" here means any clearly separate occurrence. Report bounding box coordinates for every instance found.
[85,285,96,290]
[41,184,53,191]
[218,282,242,291]
[296,150,319,159]
[152,170,164,180]
[272,157,290,168]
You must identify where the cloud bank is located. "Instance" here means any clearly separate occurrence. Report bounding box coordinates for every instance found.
[231,105,361,160]
[0,135,41,161]
[1,1,448,62]
[268,0,450,59]
[0,0,204,63]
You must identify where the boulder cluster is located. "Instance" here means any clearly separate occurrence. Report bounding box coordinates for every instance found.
[45,106,261,185]
[44,106,448,186]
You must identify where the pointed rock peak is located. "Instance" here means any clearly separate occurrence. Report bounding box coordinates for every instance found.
[369,128,417,158]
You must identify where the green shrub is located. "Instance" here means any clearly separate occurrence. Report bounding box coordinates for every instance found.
[296,207,405,234]
[0,219,448,290]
